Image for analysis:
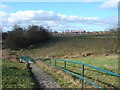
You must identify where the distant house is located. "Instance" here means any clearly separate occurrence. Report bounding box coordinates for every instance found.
[70,31,86,34]
[90,31,116,34]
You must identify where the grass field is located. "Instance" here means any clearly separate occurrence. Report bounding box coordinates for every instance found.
[27,33,119,59]
[68,54,118,72]
[37,55,119,88]
[26,33,119,88]
[2,60,35,88]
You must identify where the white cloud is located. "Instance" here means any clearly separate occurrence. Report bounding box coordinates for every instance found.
[1,10,117,32]
[101,16,118,24]
[98,0,119,9]
[0,4,10,10]
[8,10,100,23]
[0,11,9,25]
[0,11,8,17]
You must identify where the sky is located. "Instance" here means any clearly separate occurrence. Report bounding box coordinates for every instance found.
[0,0,119,32]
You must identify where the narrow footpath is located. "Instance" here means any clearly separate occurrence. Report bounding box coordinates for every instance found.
[30,63,61,88]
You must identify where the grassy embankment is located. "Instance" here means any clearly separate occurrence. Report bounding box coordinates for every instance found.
[27,34,119,58]
[2,49,36,88]
[26,34,119,88]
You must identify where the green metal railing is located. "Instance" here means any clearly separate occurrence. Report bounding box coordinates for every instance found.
[20,56,35,63]
[39,58,120,89]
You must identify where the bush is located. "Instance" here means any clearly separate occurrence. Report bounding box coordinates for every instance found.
[26,25,51,44]
[4,25,52,50]
[2,32,8,40]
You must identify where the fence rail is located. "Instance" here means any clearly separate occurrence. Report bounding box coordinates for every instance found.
[38,58,120,89]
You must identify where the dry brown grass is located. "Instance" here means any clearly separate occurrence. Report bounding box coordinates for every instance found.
[2,49,20,62]
[36,62,99,88]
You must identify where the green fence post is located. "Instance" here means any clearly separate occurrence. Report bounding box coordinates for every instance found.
[82,65,84,88]
[64,61,66,75]
[64,61,66,69]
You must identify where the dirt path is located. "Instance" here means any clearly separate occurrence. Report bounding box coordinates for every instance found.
[30,63,61,88]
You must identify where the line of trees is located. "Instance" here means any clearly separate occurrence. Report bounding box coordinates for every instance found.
[2,25,52,50]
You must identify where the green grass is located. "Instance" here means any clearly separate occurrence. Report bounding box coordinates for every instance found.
[2,60,35,88]
[36,62,83,88]
[68,55,119,88]
[27,33,119,58]
[25,33,119,88]
[68,55,118,72]
[37,55,119,88]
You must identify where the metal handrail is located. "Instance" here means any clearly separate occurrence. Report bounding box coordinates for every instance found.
[46,58,120,77]
[39,58,120,89]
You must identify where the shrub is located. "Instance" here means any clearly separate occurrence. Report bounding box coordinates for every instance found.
[25,25,51,44]
[4,25,52,50]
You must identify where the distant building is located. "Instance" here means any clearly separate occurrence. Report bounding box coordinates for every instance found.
[90,31,117,34]
[70,31,86,34]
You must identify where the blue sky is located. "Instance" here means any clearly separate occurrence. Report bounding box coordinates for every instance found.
[2,2,117,17]
[0,1,118,32]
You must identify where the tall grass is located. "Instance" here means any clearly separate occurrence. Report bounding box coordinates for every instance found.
[27,33,119,58]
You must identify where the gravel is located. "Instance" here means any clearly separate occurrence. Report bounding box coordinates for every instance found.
[30,63,61,88]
